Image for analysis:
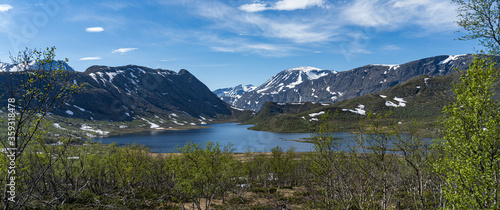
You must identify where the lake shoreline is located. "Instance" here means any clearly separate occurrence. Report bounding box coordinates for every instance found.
[93,123,316,153]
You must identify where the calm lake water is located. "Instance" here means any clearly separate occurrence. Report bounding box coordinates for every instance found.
[93,123,354,153]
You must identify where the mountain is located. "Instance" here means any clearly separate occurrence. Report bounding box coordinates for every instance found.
[213,84,256,106]
[234,55,475,111]
[248,72,463,134]
[0,60,75,72]
[0,62,15,72]
[1,65,232,126]
[233,66,337,110]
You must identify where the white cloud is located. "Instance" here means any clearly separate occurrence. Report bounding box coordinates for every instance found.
[79,57,102,61]
[239,0,325,12]
[112,48,138,54]
[239,3,268,12]
[274,0,325,11]
[0,4,13,12]
[85,27,104,32]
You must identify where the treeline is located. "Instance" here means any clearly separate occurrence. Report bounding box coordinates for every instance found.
[0,112,448,209]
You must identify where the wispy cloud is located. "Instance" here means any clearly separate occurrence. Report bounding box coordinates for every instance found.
[100,2,135,11]
[239,0,325,12]
[112,48,138,54]
[265,21,337,43]
[211,43,293,57]
[198,33,294,57]
[195,1,336,44]
[79,57,102,61]
[0,4,13,12]
[381,45,400,51]
[85,27,104,32]
[340,0,459,32]
[153,0,459,58]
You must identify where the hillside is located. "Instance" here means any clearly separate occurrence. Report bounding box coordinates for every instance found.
[248,73,462,135]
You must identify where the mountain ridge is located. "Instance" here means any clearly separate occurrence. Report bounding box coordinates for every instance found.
[0,64,234,130]
[232,54,476,111]
[247,72,464,134]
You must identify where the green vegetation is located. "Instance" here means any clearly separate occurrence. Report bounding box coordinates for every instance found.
[435,0,500,208]
[434,57,500,209]
[0,136,445,209]
[0,47,84,208]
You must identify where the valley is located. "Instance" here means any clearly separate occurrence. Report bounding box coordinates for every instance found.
[2,0,498,208]
[0,54,481,140]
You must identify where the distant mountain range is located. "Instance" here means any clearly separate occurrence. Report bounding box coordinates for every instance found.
[213,84,256,106]
[0,54,483,132]
[0,61,75,72]
[220,55,475,111]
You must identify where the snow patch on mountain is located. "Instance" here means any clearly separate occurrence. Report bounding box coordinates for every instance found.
[53,123,66,130]
[80,124,110,135]
[140,117,163,129]
[308,111,325,117]
[385,97,407,107]
[342,104,366,115]
[439,55,467,65]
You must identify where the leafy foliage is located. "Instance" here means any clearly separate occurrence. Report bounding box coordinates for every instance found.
[435,57,500,209]
[453,0,500,54]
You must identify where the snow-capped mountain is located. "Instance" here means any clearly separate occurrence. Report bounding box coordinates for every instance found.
[213,84,257,106]
[230,66,336,110]
[255,66,335,93]
[1,65,231,122]
[234,55,476,111]
[0,62,15,72]
[0,61,75,72]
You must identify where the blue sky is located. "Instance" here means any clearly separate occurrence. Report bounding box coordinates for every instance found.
[0,0,481,90]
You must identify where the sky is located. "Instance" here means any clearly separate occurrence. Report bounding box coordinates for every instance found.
[0,0,481,90]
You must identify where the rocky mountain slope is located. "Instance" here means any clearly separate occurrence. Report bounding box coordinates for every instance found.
[232,66,337,110]
[248,72,464,134]
[234,55,475,111]
[1,65,233,127]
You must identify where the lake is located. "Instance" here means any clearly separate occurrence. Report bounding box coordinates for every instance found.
[92,123,355,153]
